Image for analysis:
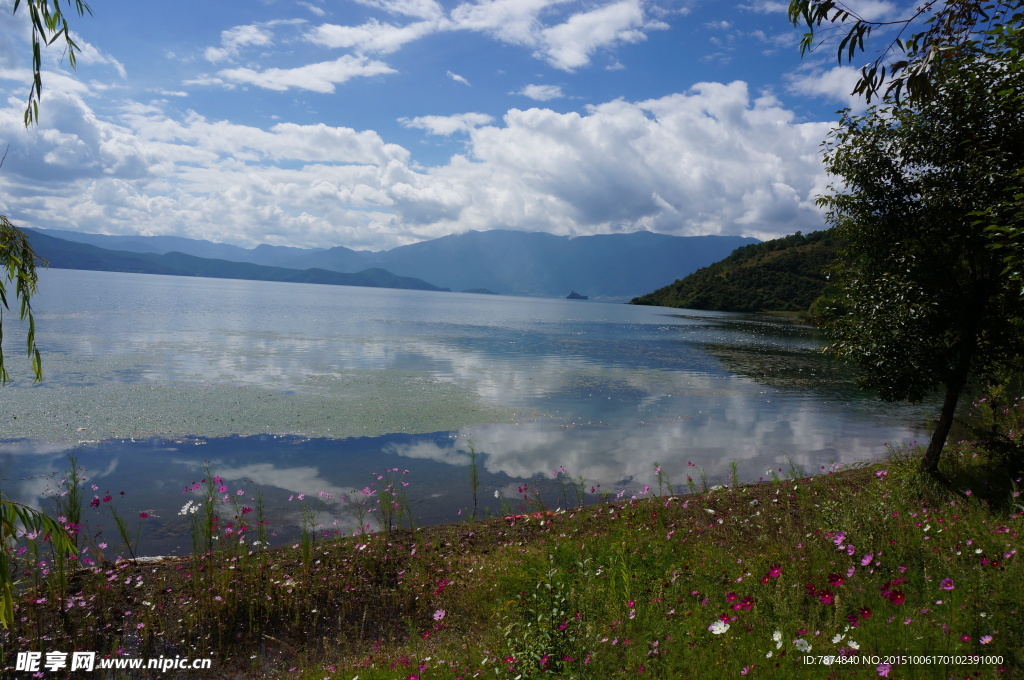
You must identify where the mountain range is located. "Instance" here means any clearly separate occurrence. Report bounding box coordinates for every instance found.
[33,228,758,299]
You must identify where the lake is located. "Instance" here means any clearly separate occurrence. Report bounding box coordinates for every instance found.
[0,269,930,555]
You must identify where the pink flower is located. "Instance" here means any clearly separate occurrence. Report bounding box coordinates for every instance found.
[877,662,892,676]
[433,609,445,621]
[980,635,993,644]
[861,553,874,566]
[940,578,955,590]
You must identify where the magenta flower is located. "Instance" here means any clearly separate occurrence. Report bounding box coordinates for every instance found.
[939,578,955,590]
[827,573,845,586]
[767,564,782,578]
[817,589,835,605]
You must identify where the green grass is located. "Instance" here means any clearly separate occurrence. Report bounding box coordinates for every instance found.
[2,439,1021,679]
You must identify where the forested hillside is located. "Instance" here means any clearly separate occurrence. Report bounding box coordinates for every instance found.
[629,230,839,313]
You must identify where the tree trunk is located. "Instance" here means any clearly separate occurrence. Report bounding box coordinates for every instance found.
[920,379,963,476]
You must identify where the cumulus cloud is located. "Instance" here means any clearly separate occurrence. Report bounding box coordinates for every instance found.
[0,81,830,251]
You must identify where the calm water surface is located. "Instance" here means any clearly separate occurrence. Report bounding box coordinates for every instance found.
[0,269,930,554]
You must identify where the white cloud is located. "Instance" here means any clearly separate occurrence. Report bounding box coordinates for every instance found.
[516,83,564,100]
[306,19,442,54]
[204,24,277,63]
[447,70,471,86]
[408,83,830,238]
[740,1,790,13]
[449,0,568,48]
[73,37,128,79]
[539,0,650,70]
[0,82,831,252]
[217,55,396,92]
[399,112,494,135]
[298,1,326,17]
[356,0,446,21]
[786,65,866,110]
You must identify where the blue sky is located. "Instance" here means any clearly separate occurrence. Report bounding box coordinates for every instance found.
[0,0,898,251]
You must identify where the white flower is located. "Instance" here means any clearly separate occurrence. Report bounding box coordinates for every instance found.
[708,620,730,635]
[832,633,844,644]
[766,651,773,658]
[772,631,782,642]
[847,640,860,650]
[793,639,811,652]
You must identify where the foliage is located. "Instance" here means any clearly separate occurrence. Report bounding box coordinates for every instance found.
[0,217,43,385]
[630,230,839,314]
[818,36,1024,474]
[0,497,77,629]
[15,0,94,126]
[0,0,90,637]
[788,0,1024,102]
[1,452,1020,678]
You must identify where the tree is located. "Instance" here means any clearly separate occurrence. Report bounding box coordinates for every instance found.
[819,37,1024,476]
[788,0,1024,102]
[0,0,92,628]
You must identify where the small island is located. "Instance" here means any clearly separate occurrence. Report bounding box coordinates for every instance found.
[566,290,588,300]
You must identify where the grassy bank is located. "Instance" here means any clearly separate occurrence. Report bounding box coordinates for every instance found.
[2,440,1021,679]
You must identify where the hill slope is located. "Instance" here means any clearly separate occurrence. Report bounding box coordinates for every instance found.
[630,230,839,313]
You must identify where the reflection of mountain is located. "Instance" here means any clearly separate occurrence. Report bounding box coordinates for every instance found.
[37,228,757,299]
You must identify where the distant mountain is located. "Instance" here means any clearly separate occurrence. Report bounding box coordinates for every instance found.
[630,230,840,313]
[40,228,324,265]
[35,228,758,299]
[24,230,448,292]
